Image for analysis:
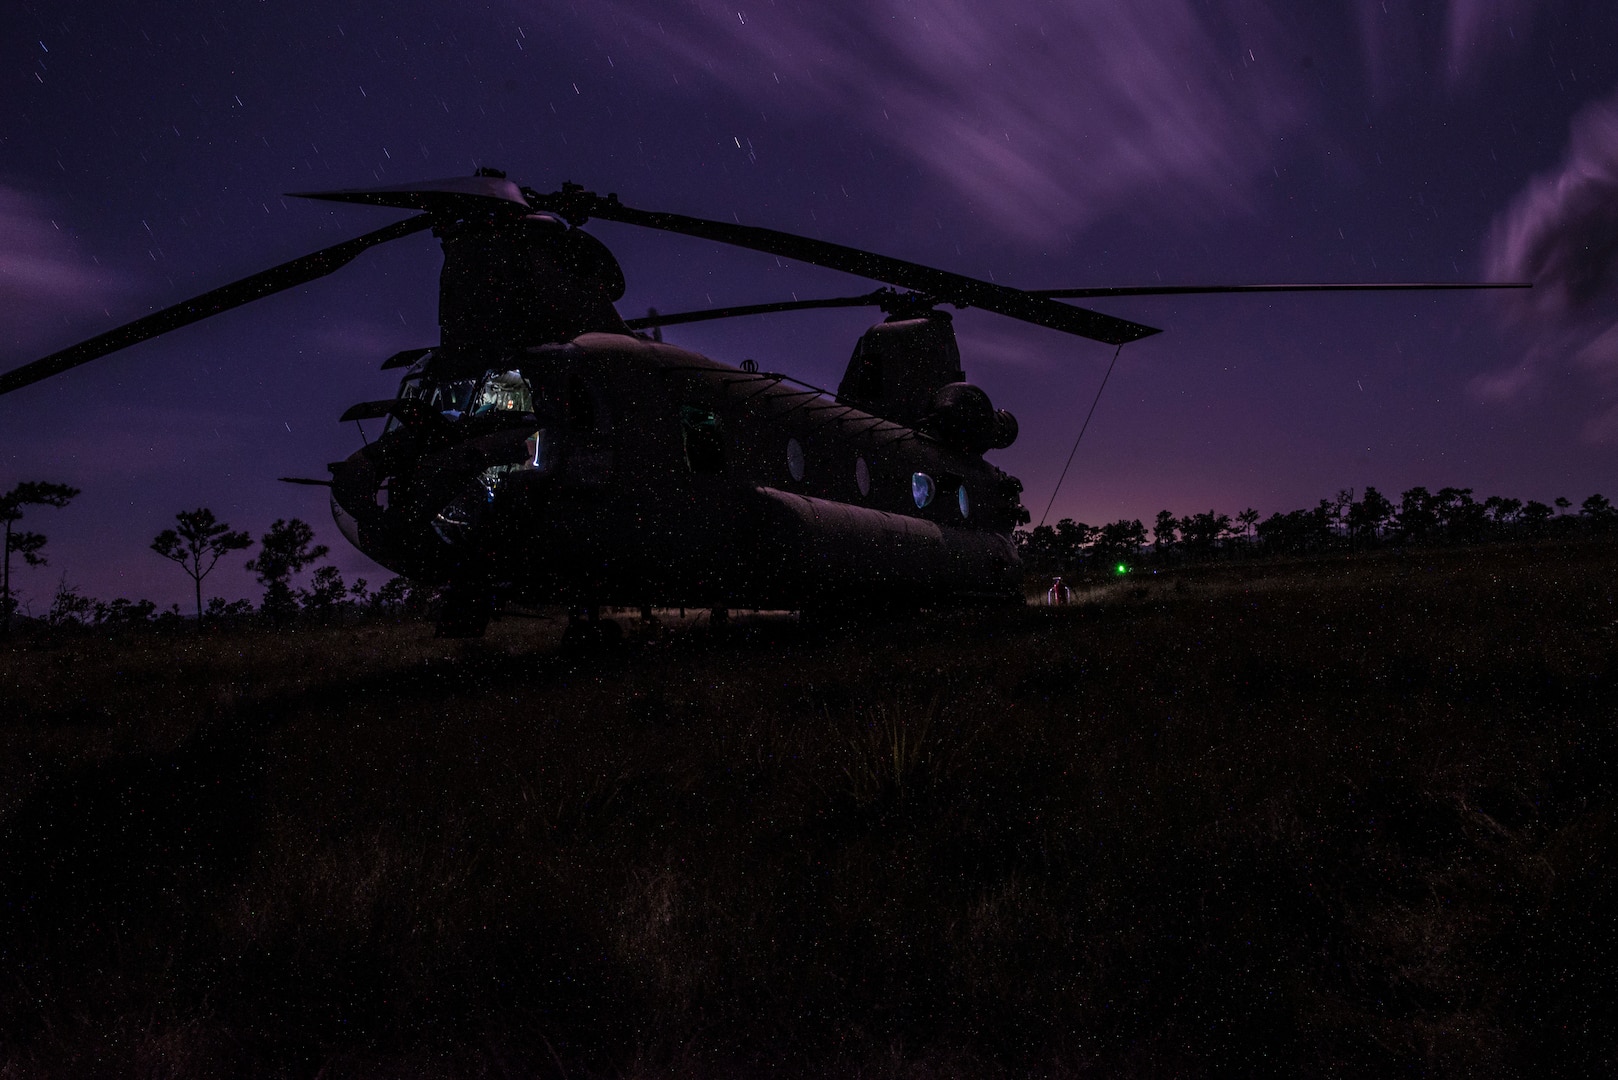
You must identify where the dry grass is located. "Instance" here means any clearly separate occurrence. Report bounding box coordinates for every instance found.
[2,539,1616,1077]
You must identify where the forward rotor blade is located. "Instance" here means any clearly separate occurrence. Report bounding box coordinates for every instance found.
[0,214,433,398]
[1035,281,1531,299]
[290,174,531,215]
[626,291,890,330]
[531,186,1160,346]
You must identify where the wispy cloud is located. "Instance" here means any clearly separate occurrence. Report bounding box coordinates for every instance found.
[1442,0,1556,87]
[1482,88,1618,439]
[0,184,133,355]
[564,0,1318,243]
[563,2,1562,242]
[1352,0,1557,96]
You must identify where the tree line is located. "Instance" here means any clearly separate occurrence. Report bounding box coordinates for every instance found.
[8,478,1614,630]
[1018,485,1618,577]
[1,481,428,635]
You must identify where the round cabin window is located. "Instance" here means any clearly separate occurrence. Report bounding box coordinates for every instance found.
[958,485,970,518]
[912,472,935,508]
[855,456,870,496]
[786,438,805,481]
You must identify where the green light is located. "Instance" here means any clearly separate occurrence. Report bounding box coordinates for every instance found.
[1116,563,1128,575]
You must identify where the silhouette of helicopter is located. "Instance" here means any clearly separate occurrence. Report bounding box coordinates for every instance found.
[0,169,1526,637]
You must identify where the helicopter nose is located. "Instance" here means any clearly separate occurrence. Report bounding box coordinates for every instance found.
[329,442,465,582]
[329,448,389,559]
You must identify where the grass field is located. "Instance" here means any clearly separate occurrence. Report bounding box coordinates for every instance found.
[2,540,1616,1077]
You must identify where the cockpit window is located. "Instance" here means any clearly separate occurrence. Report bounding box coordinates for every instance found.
[396,376,424,406]
[395,371,532,425]
[392,375,478,429]
[473,370,533,415]
[401,378,478,419]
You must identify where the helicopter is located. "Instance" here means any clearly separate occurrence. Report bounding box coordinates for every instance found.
[0,169,1526,637]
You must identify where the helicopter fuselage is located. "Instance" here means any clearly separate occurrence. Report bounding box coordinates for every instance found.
[329,333,1026,614]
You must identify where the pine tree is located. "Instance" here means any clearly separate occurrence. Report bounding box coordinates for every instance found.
[151,508,254,629]
[245,518,328,622]
[1,481,80,633]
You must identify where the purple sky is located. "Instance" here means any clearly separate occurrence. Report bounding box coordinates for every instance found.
[3,0,1615,612]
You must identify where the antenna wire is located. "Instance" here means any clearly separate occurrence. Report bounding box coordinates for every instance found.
[1039,342,1124,528]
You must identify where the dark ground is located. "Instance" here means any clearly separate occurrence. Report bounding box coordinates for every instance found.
[2,540,1616,1077]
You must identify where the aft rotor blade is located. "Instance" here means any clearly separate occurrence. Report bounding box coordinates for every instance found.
[532,186,1160,346]
[624,280,1537,330]
[626,292,890,330]
[0,214,434,398]
[1034,281,1531,299]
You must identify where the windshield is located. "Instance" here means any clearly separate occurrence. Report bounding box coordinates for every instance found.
[397,377,477,418]
[392,369,533,426]
[472,370,533,415]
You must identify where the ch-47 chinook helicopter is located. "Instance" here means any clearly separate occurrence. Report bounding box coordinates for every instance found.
[0,169,1526,637]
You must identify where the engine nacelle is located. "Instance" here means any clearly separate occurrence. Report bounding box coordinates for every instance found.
[836,311,964,428]
[919,382,1018,454]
